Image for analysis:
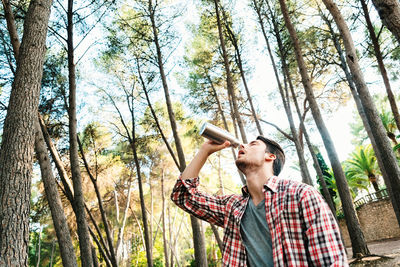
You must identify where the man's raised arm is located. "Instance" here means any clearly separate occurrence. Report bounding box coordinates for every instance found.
[170,140,232,227]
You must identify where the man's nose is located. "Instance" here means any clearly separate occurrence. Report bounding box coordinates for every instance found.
[239,144,245,149]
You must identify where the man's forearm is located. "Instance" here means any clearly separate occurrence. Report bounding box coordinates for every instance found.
[181,140,230,179]
[181,149,209,179]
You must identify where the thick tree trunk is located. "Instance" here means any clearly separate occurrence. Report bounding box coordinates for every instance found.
[360,0,400,132]
[34,119,78,267]
[278,0,370,256]
[322,0,400,228]
[148,0,208,265]
[253,0,312,185]
[67,0,93,264]
[213,0,248,144]
[371,0,400,45]
[0,0,53,264]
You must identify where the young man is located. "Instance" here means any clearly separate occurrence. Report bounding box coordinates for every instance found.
[171,136,348,266]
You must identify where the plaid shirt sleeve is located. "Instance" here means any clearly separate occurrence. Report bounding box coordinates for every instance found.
[301,187,348,266]
[170,177,232,227]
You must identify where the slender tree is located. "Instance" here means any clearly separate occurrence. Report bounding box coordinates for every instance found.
[66,0,93,264]
[251,0,313,185]
[35,118,78,267]
[277,0,370,256]
[321,0,400,227]
[147,0,208,264]
[360,0,400,132]
[221,8,263,136]
[0,0,53,264]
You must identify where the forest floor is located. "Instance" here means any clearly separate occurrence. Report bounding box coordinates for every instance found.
[347,237,400,266]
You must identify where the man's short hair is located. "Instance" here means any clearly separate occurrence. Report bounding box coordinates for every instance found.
[257,136,285,175]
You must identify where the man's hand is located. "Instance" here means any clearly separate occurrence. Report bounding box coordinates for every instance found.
[200,140,231,156]
[181,140,231,179]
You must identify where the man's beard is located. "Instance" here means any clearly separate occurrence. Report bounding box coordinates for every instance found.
[235,158,259,174]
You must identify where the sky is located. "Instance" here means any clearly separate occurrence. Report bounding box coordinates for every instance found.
[73,0,400,188]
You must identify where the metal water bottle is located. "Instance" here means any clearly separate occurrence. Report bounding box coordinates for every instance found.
[199,122,241,148]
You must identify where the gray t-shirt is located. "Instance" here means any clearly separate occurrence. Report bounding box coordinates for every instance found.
[240,198,273,267]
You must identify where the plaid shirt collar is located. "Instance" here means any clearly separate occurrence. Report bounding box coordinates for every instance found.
[241,175,280,197]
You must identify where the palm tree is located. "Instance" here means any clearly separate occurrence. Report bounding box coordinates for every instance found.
[345,145,381,193]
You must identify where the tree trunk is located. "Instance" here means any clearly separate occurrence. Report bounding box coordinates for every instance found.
[322,0,400,228]
[222,9,263,136]
[67,0,93,264]
[34,119,78,267]
[265,2,336,213]
[213,0,248,144]
[50,239,56,267]
[278,0,370,256]
[148,0,208,265]
[0,0,53,264]
[131,113,153,266]
[78,137,118,267]
[1,0,20,59]
[116,175,133,265]
[36,226,42,267]
[161,167,170,267]
[254,0,312,185]
[371,0,400,45]
[360,0,400,132]
[208,77,246,185]
[321,8,391,216]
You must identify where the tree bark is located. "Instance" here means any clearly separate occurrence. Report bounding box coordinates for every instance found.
[34,119,78,267]
[278,0,370,256]
[322,0,400,228]
[148,0,208,265]
[0,0,53,264]
[67,0,93,264]
[360,0,400,132]
[371,0,400,45]
[213,0,248,144]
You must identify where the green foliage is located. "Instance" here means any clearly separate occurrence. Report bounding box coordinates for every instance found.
[344,144,379,192]
[315,153,337,201]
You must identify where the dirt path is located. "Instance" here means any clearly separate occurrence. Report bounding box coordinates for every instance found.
[347,238,400,266]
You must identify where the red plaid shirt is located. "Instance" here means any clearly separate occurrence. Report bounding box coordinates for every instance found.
[171,175,348,266]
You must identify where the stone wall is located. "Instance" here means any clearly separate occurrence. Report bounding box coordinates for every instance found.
[339,199,400,247]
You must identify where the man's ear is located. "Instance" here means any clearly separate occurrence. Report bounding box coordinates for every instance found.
[265,153,276,162]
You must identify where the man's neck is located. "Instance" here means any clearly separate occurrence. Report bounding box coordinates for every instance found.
[245,168,274,206]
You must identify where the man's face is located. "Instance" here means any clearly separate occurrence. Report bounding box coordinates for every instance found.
[235,140,269,173]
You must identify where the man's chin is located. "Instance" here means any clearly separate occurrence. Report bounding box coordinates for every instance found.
[235,159,247,173]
